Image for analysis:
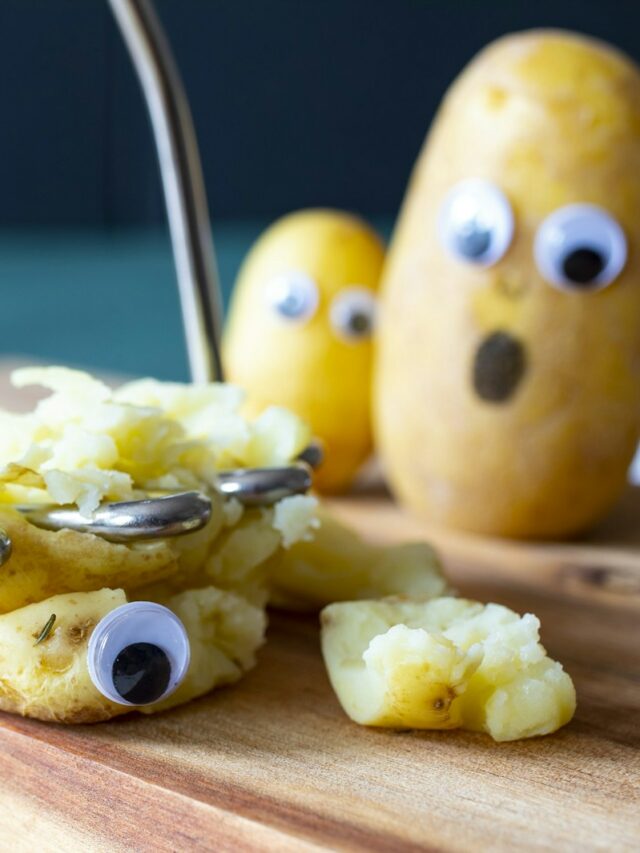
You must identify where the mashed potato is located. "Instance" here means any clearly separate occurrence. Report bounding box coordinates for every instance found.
[0,367,320,723]
[0,366,313,516]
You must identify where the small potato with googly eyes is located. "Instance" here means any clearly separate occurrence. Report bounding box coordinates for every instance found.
[0,367,316,723]
[375,30,640,538]
[224,209,385,493]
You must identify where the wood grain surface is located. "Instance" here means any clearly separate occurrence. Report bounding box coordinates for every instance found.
[0,365,638,851]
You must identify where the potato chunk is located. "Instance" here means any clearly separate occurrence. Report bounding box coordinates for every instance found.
[0,586,267,724]
[269,509,449,610]
[0,507,182,614]
[148,586,267,715]
[0,589,129,723]
[321,597,576,741]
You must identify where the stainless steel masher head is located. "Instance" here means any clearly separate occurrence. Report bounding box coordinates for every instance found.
[0,459,315,563]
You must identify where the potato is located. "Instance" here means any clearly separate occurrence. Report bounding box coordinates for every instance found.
[0,366,320,722]
[0,507,178,614]
[0,589,129,723]
[0,586,267,724]
[321,597,576,741]
[374,31,640,537]
[224,210,385,493]
[269,508,448,610]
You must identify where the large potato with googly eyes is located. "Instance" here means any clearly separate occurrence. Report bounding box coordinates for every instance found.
[0,586,266,723]
[374,30,640,538]
[224,209,385,493]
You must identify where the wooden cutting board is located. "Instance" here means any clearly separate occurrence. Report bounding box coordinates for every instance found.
[0,366,638,852]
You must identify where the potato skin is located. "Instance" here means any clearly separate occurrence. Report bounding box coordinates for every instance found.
[375,30,640,538]
[0,589,130,723]
[0,507,180,614]
[0,586,267,724]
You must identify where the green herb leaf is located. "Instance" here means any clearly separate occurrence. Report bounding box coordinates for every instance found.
[34,613,56,646]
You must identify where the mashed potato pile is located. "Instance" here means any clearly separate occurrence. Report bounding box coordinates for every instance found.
[0,366,313,516]
[0,367,321,723]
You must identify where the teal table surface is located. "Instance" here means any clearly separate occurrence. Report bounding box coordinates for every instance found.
[0,223,267,382]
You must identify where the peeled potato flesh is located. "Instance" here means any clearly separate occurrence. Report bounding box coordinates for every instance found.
[321,596,576,741]
[268,508,449,610]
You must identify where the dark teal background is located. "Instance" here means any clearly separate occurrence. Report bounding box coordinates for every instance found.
[2,0,639,224]
[0,1,638,379]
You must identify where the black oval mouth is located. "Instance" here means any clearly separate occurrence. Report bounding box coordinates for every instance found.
[472,331,526,403]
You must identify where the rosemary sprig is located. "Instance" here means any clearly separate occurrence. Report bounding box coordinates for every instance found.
[34,613,56,646]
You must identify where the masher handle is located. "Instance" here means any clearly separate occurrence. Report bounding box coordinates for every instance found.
[108,0,224,382]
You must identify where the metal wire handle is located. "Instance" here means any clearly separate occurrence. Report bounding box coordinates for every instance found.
[108,0,224,382]
[0,6,322,564]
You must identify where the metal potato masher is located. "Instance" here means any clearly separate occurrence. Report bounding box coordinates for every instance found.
[0,0,319,564]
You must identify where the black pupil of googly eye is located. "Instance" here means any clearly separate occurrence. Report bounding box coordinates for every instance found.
[112,642,171,705]
[276,287,305,318]
[347,310,371,336]
[562,247,605,286]
[455,219,492,259]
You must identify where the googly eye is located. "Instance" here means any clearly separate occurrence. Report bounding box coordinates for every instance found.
[266,271,319,323]
[330,287,377,342]
[87,602,190,706]
[438,179,514,267]
[534,204,627,292]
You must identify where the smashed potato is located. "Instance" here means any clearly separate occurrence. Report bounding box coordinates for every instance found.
[321,597,576,741]
[0,367,317,723]
[1,366,312,513]
[0,587,265,723]
[269,508,449,610]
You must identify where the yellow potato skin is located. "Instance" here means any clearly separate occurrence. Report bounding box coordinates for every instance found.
[224,210,385,493]
[375,31,640,538]
[0,589,130,723]
[0,507,181,614]
[0,586,267,724]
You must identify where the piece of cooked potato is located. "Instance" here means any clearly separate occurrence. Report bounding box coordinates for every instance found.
[268,508,449,610]
[0,586,267,724]
[0,505,220,614]
[321,596,576,741]
[0,589,129,723]
[0,366,323,723]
